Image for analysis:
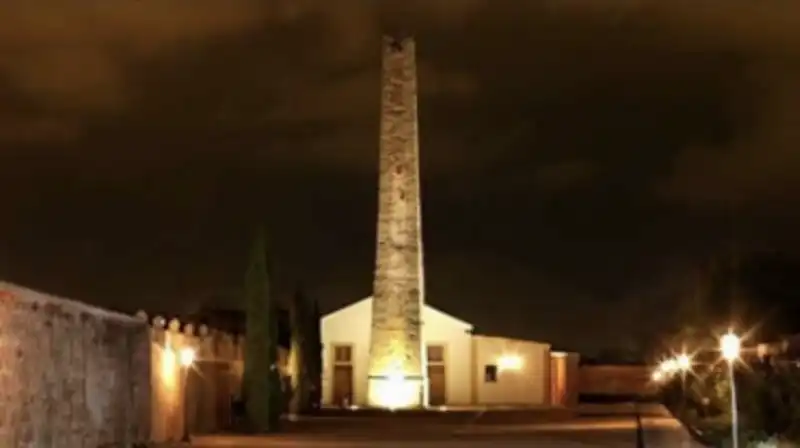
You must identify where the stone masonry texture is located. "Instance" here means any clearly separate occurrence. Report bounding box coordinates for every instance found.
[368,35,426,381]
[0,282,150,447]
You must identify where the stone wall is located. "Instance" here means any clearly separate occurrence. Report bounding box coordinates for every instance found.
[144,314,243,442]
[0,281,150,447]
[578,365,658,397]
[143,314,290,442]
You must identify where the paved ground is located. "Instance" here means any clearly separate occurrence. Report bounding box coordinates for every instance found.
[183,406,702,447]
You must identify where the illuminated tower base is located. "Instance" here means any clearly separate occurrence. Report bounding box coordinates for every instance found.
[366,35,427,410]
[367,375,424,410]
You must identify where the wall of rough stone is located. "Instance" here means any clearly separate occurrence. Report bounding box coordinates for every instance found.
[142,314,291,442]
[144,315,245,442]
[369,34,426,404]
[0,281,150,447]
[578,365,658,397]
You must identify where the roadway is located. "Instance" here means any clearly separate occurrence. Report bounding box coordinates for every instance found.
[182,405,702,448]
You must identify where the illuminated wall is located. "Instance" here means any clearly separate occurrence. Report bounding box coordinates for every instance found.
[147,316,206,443]
[323,298,563,408]
[144,314,253,442]
[420,305,473,405]
[143,313,293,443]
[471,335,551,406]
[0,281,296,447]
[322,298,473,407]
[321,298,372,407]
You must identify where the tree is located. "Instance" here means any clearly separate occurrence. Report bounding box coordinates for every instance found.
[288,286,310,417]
[242,228,282,432]
[307,297,323,411]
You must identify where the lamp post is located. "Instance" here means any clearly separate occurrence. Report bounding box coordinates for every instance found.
[676,353,691,416]
[721,332,741,448]
[179,347,196,444]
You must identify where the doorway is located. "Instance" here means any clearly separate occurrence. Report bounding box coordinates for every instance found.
[427,345,446,406]
[331,345,353,407]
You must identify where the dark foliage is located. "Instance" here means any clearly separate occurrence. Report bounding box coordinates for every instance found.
[242,228,282,432]
[663,358,800,445]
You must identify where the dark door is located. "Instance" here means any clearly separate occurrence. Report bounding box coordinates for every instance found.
[332,365,353,407]
[193,360,216,433]
[427,364,446,406]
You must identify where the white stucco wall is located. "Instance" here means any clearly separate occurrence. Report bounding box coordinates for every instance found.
[321,297,474,407]
[321,298,372,406]
[421,305,473,405]
[473,335,551,406]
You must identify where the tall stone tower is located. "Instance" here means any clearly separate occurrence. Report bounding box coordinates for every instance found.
[366,35,426,409]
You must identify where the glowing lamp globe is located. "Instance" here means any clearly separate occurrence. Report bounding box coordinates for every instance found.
[721,332,741,362]
[676,354,692,371]
[497,354,523,371]
[660,359,678,374]
[179,347,196,367]
[651,370,664,382]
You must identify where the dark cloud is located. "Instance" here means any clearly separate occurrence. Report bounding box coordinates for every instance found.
[0,2,272,109]
[2,1,800,349]
[533,159,597,192]
[660,63,800,209]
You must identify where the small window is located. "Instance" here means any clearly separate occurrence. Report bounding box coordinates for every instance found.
[427,345,444,363]
[334,346,352,363]
[484,364,498,383]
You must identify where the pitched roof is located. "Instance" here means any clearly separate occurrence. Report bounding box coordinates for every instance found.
[324,296,473,330]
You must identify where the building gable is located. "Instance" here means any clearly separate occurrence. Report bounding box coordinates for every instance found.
[424,304,473,332]
[321,296,372,327]
[322,297,474,332]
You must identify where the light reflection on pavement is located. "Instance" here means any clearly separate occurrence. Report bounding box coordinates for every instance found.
[186,415,702,448]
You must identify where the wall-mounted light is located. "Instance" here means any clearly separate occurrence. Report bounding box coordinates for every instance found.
[497,354,523,371]
[179,347,196,367]
[651,369,664,383]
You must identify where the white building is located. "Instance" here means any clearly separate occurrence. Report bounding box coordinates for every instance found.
[321,297,557,408]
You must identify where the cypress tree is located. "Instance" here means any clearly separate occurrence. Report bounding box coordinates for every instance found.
[288,287,309,417]
[242,228,280,432]
[307,297,323,411]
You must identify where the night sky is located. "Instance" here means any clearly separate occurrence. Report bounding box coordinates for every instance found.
[2,1,800,353]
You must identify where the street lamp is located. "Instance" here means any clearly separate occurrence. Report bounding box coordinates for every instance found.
[721,332,741,448]
[180,347,196,444]
[675,353,692,416]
